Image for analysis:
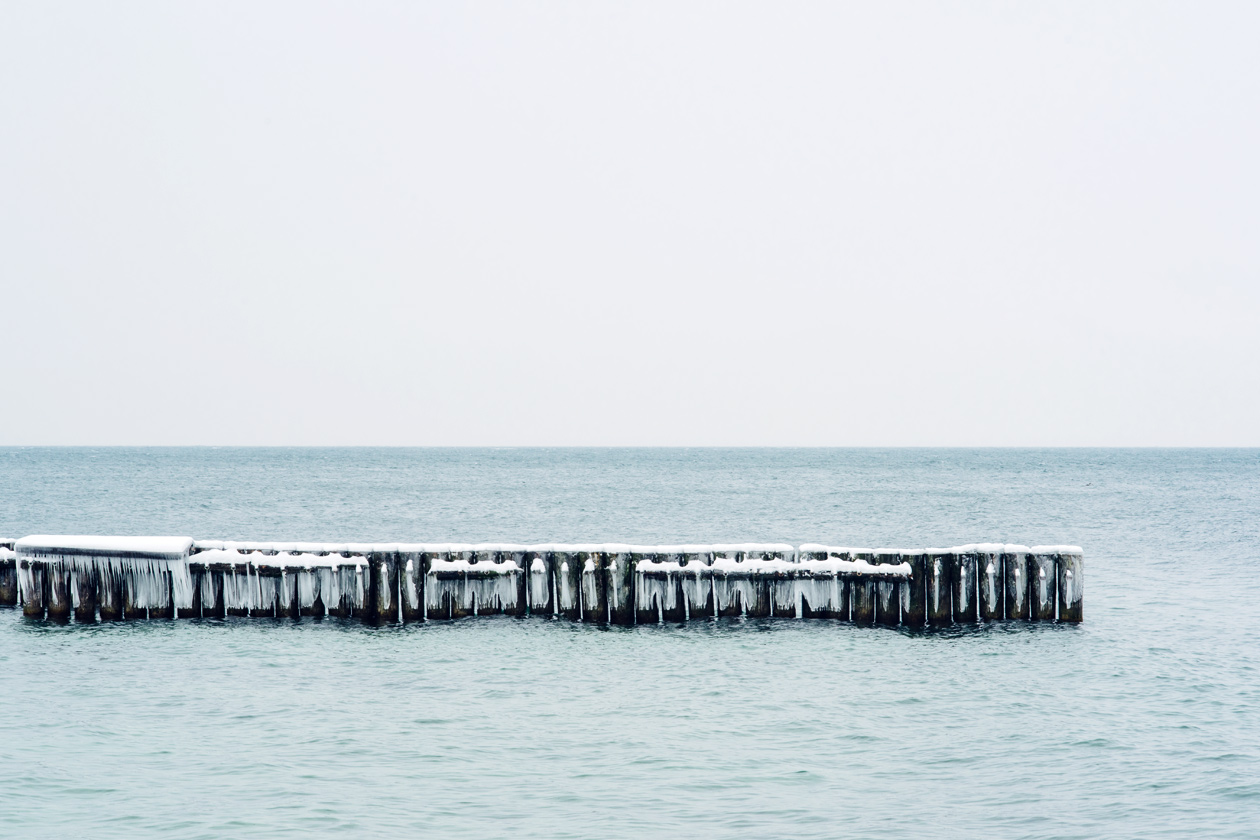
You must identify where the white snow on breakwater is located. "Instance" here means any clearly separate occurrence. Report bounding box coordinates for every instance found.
[184,541,1083,560]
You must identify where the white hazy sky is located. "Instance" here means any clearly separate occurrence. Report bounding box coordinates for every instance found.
[1,2,1257,445]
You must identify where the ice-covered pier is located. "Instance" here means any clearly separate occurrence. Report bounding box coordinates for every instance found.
[0,536,1084,627]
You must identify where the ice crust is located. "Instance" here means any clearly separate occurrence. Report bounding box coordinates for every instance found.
[15,535,195,610]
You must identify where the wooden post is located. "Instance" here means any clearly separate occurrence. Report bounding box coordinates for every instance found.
[122,565,148,620]
[19,559,45,618]
[74,566,98,623]
[1029,552,1057,622]
[179,565,203,619]
[1004,549,1030,620]
[321,563,348,618]
[367,551,398,624]
[347,561,369,618]
[680,550,714,621]
[850,551,876,625]
[0,557,17,606]
[46,562,72,623]
[226,564,251,617]
[399,551,424,623]
[502,549,528,618]
[799,549,848,620]
[553,550,582,621]
[605,550,636,625]
[149,569,175,620]
[248,565,278,618]
[927,551,953,627]
[98,564,124,621]
[203,566,227,618]
[873,552,902,627]
[976,548,1003,621]
[525,550,553,618]
[900,550,927,629]
[1057,550,1084,622]
[712,550,769,618]
[633,551,658,625]
[463,548,522,617]
[275,568,298,619]
[634,551,686,625]
[577,550,606,623]
[952,549,978,623]
[768,557,799,619]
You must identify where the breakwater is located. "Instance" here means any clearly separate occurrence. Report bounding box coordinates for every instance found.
[0,535,1083,626]
[2,536,1083,627]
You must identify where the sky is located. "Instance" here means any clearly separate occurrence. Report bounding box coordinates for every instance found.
[1,2,1257,446]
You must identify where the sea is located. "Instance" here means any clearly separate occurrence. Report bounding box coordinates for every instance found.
[1,448,1257,838]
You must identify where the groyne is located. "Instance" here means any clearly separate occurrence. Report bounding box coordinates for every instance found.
[0,536,1084,626]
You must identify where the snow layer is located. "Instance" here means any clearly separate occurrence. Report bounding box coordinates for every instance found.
[18,535,193,560]
[191,548,367,569]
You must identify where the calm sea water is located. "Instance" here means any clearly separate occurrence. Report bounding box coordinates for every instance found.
[1,448,1258,838]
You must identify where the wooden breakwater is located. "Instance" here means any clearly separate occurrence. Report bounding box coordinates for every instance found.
[0,536,1084,627]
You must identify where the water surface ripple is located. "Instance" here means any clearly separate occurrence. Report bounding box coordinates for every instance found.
[1,448,1257,838]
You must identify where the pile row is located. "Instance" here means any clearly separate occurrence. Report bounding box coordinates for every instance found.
[1,537,1083,626]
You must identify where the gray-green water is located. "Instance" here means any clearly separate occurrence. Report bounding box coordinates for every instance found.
[2,448,1257,837]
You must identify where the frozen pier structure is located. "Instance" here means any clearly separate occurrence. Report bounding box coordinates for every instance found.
[0,536,1084,627]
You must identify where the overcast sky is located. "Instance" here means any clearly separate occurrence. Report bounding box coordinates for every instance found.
[1,2,1256,445]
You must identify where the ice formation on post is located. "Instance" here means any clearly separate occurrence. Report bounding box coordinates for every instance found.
[15,536,195,619]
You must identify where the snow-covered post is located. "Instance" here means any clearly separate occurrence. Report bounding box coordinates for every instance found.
[343,558,369,618]
[634,549,688,624]
[874,551,901,626]
[19,559,45,618]
[201,564,227,618]
[74,565,98,623]
[850,550,876,625]
[97,565,123,620]
[679,548,714,621]
[148,569,175,620]
[525,549,553,617]
[1029,550,1058,622]
[899,550,927,628]
[122,567,150,620]
[768,551,800,619]
[367,549,398,625]
[249,564,278,618]
[0,549,17,606]
[952,548,978,623]
[976,547,1004,621]
[712,547,770,618]
[275,567,297,619]
[502,548,529,618]
[551,549,582,621]
[179,564,202,619]
[797,546,848,619]
[605,548,636,625]
[1056,549,1084,622]
[44,561,72,623]
[19,558,45,618]
[225,561,250,617]
[926,551,953,627]
[1003,549,1030,619]
[576,549,605,623]
[399,549,424,623]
